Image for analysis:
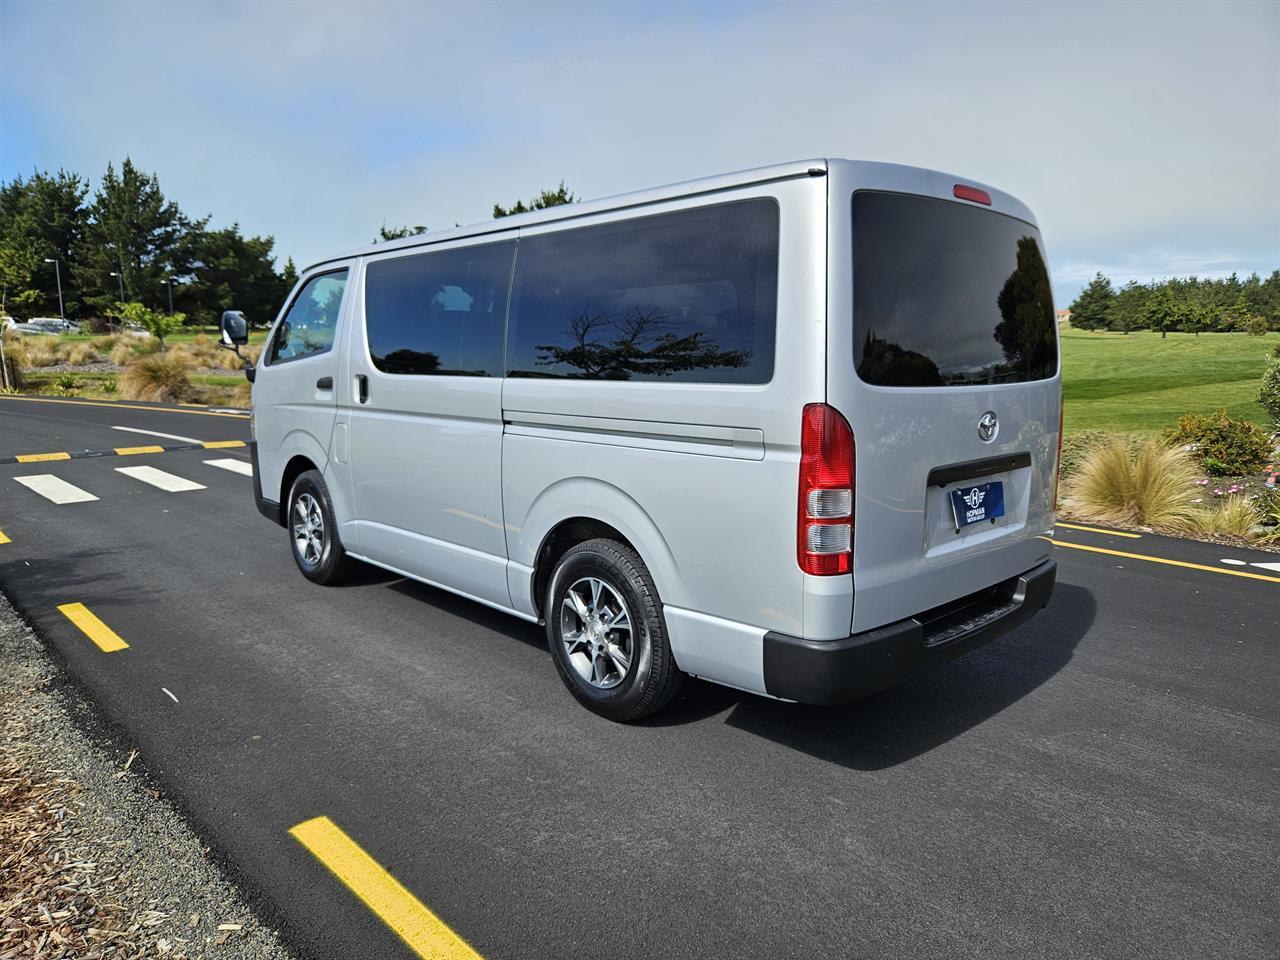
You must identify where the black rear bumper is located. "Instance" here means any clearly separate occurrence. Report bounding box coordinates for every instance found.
[763,559,1056,705]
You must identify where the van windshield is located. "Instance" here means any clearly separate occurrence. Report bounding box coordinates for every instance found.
[852,191,1057,387]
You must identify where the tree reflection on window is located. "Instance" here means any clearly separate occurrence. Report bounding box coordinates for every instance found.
[535,308,750,380]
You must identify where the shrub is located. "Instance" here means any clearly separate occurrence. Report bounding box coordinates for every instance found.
[1244,315,1268,336]
[90,334,121,352]
[119,302,185,347]
[1164,408,1272,476]
[118,351,197,403]
[233,380,252,408]
[1192,495,1264,538]
[1064,438,1201,531]
[101,375,118,394]
[1260,347,1280,429]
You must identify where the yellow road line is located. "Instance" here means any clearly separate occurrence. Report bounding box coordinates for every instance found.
[0,530,10,545]
[0,394,248,419]
[201,440,246,449]
[1046,538,1280,584]
[56,602,129,652]
[114,445,166,456]
[16,451,71,462]
[1055,521,1142,539]
[289,816,482,960]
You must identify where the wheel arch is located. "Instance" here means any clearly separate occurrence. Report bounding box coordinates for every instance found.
[519,478,681,621]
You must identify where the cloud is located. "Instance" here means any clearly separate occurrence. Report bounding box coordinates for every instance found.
[3,0,1277,305]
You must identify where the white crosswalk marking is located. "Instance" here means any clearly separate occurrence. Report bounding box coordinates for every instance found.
[203,458,253,477]
[115,465,206,492]
[14,474,99,504]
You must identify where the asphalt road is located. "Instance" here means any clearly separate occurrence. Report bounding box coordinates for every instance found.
[1,393,1276,960]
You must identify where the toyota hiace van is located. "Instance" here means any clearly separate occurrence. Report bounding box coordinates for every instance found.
[223,159,1060,721]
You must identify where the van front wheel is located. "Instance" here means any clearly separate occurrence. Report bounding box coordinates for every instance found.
[287,469,351,585]
[545,539,682,722]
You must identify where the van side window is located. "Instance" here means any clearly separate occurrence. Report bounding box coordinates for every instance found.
[270,270,348,364]
[507,199,778,383]
[364,241,515,377]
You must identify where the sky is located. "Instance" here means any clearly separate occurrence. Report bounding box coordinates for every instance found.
[2,0,1277,306]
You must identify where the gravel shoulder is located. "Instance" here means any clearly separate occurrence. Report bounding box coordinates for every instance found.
[0,592,292,959]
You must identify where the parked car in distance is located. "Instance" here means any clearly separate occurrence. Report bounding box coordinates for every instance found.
[225,158,1062,721]
[19,317,77,334]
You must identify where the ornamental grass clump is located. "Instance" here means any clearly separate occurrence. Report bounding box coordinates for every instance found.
[1192,495,1263,538]
[21,336,61,367]
[118,350,197,403]
[214,342,261,369]
[65,342,99,365]
[1065,438,1201,532]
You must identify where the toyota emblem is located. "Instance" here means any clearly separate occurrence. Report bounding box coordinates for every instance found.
[978,411,999,443]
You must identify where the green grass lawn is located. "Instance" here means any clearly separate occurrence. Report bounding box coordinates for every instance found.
[1061,329,1277,436]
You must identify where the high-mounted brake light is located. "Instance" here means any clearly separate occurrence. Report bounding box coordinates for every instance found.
[953,184,992,206]
[798,404,855,576]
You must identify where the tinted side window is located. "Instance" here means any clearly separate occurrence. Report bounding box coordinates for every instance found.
[271,270,348,364]
[507,200,778,383]
[365,241,514,376]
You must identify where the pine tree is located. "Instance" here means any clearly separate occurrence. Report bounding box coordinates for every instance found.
[1068,273,1114,330]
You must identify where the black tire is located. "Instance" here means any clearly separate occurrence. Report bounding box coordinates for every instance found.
[545,538,683,722]
[287,469,352,585]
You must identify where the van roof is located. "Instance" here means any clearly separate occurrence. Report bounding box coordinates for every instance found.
[305,157,1031,271]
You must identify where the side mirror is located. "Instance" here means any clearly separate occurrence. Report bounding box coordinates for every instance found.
[218,310,255,380]
[219,310,249,346]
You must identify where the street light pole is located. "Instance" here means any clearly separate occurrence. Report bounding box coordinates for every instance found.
[163,276,175,314]
[109,270,125,304]
[44,258,65,320]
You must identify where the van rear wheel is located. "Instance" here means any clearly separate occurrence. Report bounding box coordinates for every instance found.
[287,469,351,585]
[545,539,682,722]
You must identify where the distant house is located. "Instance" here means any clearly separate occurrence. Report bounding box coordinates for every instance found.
[1055,309,1072,327]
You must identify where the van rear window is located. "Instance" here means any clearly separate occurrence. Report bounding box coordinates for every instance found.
[853,191,1057,387]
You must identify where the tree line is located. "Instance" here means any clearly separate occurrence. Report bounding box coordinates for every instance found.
[1068,271,1280,336]
[1,159,577,330]
[0,159,298,329]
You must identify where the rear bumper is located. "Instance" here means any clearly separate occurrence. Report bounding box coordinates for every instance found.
[763,558,1056,705]
[250,442,283,526]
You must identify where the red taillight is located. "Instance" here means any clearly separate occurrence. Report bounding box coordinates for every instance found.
[798,403,854,576]
[1053,402,1064,506]
[953,184,992,206]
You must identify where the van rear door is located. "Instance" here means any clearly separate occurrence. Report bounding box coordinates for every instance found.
[826,177,1061,634]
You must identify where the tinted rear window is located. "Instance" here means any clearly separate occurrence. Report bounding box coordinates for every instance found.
[853,191,1057,386]
[365,240,514,377]
[507,199,778,382]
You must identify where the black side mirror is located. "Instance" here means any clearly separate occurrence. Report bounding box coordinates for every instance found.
[219,310,249,346]
[218,310,255,381]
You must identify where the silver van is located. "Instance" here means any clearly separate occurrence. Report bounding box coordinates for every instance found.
[223,159,1060,721]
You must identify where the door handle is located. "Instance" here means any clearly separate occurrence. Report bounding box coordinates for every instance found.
[355,374,369,404]
[316,376,333,390]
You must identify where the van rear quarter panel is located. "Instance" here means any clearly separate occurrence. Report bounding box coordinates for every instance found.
[502,178,828,654]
